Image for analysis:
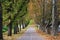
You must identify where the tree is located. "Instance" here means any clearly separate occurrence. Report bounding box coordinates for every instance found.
[14,21,19,34]
[8,2,13,36]
[0,3,3,40]
[51,0,59,36]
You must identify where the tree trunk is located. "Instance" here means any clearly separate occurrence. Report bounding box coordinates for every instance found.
[14,24,17,34]
[20,24,21,31]
[45,23,52,34]
[17,24,19,32]
[42,0,46,32]
[14,23,19,34]
[22,20,24,29]
[51,0,58,36]
[8,22,12,36]
[0,3,3,40]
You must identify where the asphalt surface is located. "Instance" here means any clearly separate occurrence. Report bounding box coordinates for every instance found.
[17,27,45,40]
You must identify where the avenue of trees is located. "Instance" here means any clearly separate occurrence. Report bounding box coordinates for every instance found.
[0,0,60,40]
[0,0,30,40]
[31,0,60,36]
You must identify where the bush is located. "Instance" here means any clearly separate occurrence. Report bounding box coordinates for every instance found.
[3,26,8,32]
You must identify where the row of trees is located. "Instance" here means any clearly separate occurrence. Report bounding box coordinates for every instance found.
[31,0,60,36]
[0,0,30,40]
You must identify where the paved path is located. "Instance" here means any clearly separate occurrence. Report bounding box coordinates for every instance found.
[17,27,45,40]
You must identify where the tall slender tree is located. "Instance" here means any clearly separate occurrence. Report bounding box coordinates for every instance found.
[52,0,58,36]
[41,0,46,32]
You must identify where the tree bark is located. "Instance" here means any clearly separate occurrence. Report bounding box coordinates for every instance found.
[17,24,19,32]
[51,0,58,36]
[0,3,3,40]
[22,20,24,29]
[20,24,21,31]
[14,22,19,34]
[42,0,46,32]
[14,24,17,34]
[8,22,12,36]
